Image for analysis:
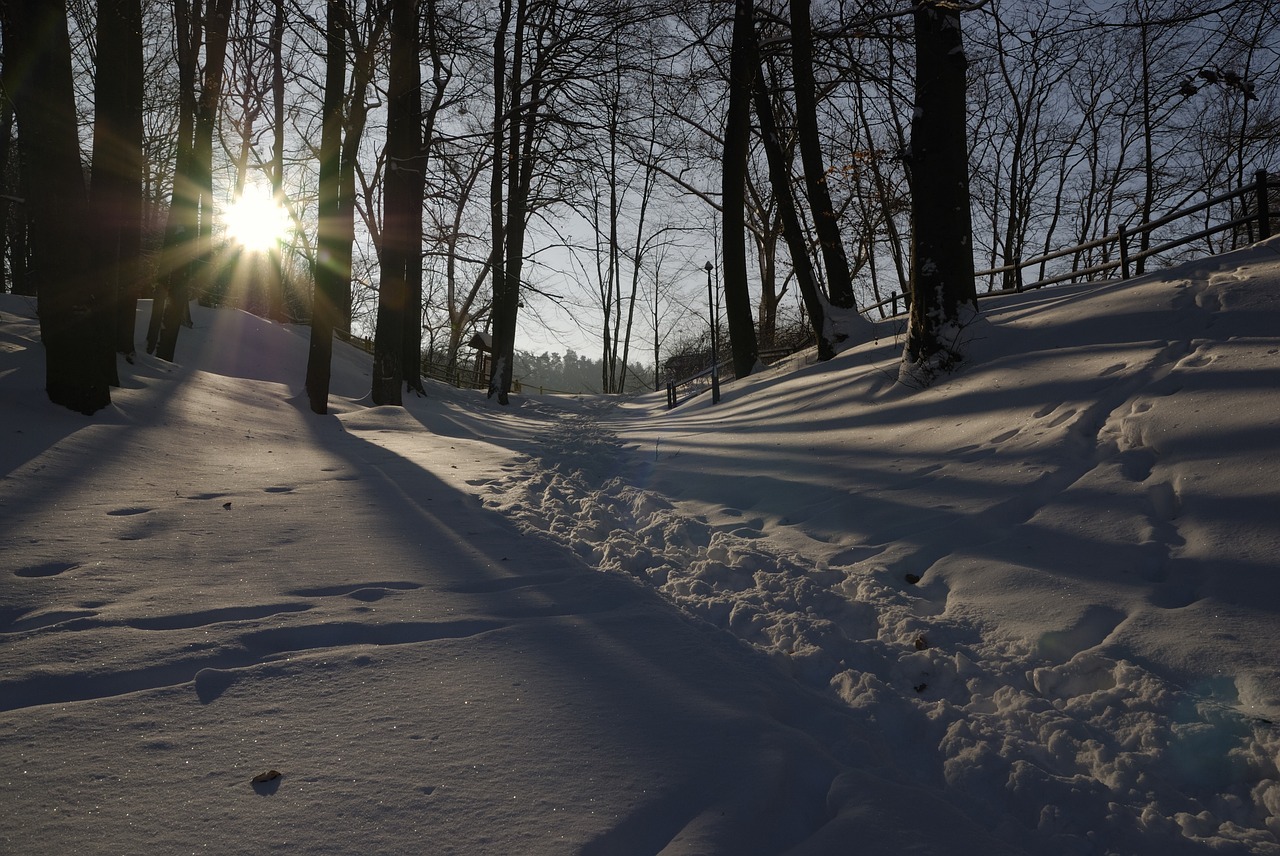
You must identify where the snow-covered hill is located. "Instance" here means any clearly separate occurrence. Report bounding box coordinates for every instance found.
[2,237,1279,854]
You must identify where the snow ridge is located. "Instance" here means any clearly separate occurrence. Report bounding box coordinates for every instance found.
[482,380,1280,853]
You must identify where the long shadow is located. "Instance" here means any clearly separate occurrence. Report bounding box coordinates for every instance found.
[9,264,1272,848]
[0,307,159,481]
[0,302,253,504]
[276,391,931,853]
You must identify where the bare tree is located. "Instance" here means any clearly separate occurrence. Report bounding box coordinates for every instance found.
[4,0,112,413]
[424,140,493,378]
[570,26,678,396]
[371,0,423,405]
[305,0,348,414]
[749,15,836,361]
[487,0,520,404]
[790,0,860,312]
[267,0,286,320]
[399,0,452,396]
[900,0,977,383]
[146,0,199,356]
[151,0,235,363]
[487,0,637,402]
[90,0,146,366]
[721,0,760,380]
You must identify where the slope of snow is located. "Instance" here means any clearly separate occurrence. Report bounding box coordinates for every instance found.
[2,237,1279,854]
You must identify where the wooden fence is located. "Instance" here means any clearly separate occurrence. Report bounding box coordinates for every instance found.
[667,169,1278,408]
[864,169,1277,319]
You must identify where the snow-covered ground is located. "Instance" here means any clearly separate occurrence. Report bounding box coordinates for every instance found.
[2,237,1279,854]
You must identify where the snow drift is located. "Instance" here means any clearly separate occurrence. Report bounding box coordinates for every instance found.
[2,237,1279,854]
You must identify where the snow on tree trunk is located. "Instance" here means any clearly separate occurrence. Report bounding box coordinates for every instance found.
[901,2,979,387]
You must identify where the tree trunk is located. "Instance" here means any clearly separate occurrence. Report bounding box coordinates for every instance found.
[488,0,529,405]
[400,164,426,397]
[441,151,490,375]
[90,0,145,371]
[7,0,112,413]
[148,0,199,356]
[1137,17,1152,275]
[266,0,286,322]
[790,0,862,317]
[371,0,420,406]
[721,0,760,380]
[754,224,781,349]
[157,0,234,362]
[751,39,834,361]
[901,2,978,382]
[305,0,346,415]
[402,0,449,397]
[605,114,620,393]
[499,30,541,395]
[487,0,512,403]
[0,93,14,295]
[334,2,382,334]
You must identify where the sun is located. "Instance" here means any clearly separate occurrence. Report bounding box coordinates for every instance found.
[223,184,290,253]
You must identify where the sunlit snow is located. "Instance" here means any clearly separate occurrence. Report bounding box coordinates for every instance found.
[2,236,1279,854]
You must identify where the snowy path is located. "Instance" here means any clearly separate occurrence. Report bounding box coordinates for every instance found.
[4,239,1280,855]
[0,327,1011,854]
[477,256,1280,854]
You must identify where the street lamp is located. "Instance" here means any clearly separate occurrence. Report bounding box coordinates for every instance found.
[705,261,720,404]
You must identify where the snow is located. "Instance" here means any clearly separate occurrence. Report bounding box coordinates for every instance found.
[2,237,1280,854]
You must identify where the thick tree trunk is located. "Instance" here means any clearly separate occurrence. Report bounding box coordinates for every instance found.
[488,0,528,405]
[305,0,346,415]
[7,1,112,414]
[721,0,760,380]
[371,0,421,406]
[400,0,451,396]
[902,2,978,382]
[90,0,145,373]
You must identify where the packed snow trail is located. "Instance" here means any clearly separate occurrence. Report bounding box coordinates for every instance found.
[477,248,1280,854]
[4,237,1280,855]
[0,301,1018,855]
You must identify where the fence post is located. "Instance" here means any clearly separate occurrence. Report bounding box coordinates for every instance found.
[1257,170,1272,241]
[891,291,899,316]
[1118,225,1130,280]
[666,382,676,410]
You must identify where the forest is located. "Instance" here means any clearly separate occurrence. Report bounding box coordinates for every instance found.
[1,0,1277,413]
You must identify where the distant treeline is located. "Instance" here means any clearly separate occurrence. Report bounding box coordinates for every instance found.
[514,349,653,395]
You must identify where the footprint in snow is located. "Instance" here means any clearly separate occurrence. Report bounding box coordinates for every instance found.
[14,561,80,578]
[106,506,151,516]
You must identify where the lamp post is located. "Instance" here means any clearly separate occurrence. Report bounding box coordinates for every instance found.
[705,260,720,404]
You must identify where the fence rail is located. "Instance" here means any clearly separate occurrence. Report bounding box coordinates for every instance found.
[666,169,1277,408]
[861,169,1276,319]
